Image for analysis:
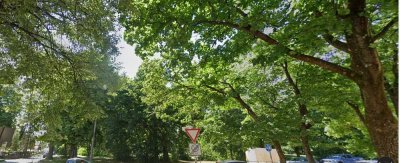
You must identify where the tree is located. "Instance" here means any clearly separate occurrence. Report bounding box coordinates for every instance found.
[103,76,187,162]
[119,0,398,159]
[138,59,293,161]
[1,0,121,158]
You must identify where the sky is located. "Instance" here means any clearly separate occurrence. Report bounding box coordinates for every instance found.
[115,30,142,79]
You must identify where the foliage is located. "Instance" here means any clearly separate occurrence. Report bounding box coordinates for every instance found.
[0,85,21,127]
[0,0,121,158]
[134,53,376,159]
[78,147,88,156]
[103,76,187,162]
[119,0,397,158]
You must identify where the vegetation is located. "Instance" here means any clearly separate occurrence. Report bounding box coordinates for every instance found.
[119,0,397,160]
[0,0,397,163]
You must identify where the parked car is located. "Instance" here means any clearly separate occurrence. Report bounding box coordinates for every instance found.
[320,154,363,163]
[355,160,377,163]
[287,156,318,163]
[66,157,89,163]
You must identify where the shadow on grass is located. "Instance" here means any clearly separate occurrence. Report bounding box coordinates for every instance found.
[39,157,130,163]
[39,157,186,163]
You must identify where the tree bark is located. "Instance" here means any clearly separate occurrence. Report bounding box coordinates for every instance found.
[345,0,398,161]
[273,140,286,163]
[300,134,315,163]
[299,117,315,163]
[46,143,54,160]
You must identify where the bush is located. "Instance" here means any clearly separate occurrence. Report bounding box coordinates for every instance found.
[78,147,87,156]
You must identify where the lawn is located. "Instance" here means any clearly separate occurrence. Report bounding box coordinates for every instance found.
[39,157,128,163]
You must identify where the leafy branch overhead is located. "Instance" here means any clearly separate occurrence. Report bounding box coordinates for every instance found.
[120,0,398,159]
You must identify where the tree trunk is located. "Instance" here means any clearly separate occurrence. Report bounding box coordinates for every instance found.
[300,134,315,163]
[299,106,315,163]
[89,120,97,162]
[294,146,302,157]
[69,144,77,158]
[162,138,170,163]
[259,139,264,148]
[272,140,286,163]
[360,83,398,161]
[282,62,316,163]
[229,144,233,160]
[345,0,398,160]
[46,143,54,160]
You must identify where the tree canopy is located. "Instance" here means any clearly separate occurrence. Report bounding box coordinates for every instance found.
[1,0,397,162]
[119,0,398,159]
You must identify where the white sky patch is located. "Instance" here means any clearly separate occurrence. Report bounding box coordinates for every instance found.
[191,54,200,64]
[116,28,143,79]
[190,32,200,43]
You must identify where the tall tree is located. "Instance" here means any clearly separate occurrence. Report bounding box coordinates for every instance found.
[1,0,120,157]
[138,59,294,162]
[119,0,398,159]
[103,76,186,162]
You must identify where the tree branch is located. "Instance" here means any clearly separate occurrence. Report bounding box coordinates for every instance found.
[346,101,366,125]
[254,90,281,110]
[282,61,300,95]
[371,16,398,43]
[6,21,74,65]
[203,85,226,95]
[195,20,361,82]
[313,11,350,53]
[234,6,248,17]
[289,52,361,82]
[282,61,312,130]
[195,20,279,45]
[221,81,258,120]
[323,34,351,53]
[221,81,237,94]
[263,100,281,110]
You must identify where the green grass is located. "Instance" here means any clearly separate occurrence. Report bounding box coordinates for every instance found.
[39,157,129,163]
